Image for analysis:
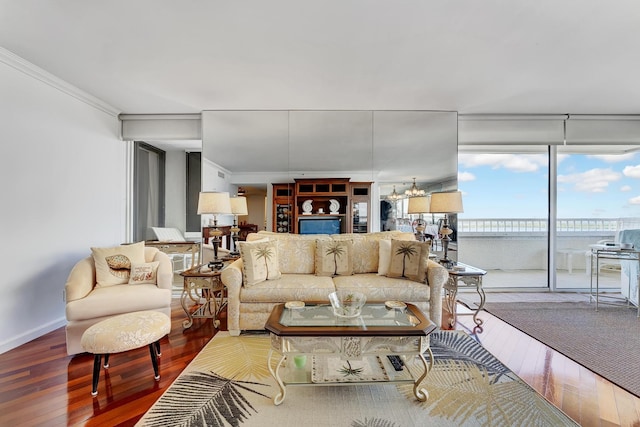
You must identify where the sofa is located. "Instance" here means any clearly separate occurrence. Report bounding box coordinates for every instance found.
[220,231,448,336]
[65,244,173,355]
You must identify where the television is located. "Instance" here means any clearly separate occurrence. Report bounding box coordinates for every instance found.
[299,217,341,235]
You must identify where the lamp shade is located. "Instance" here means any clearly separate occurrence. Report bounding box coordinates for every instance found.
[230,196,248,215]
[429,191,464,213]
[197,191,232,214]
[407,195,430,214]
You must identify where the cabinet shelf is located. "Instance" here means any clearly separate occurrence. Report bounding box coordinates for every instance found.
[272,179,371,234]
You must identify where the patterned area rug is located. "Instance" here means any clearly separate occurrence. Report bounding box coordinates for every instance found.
[483,301,640,397]
[137,331,577,427]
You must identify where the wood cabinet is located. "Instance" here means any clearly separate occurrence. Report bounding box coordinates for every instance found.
[271,179,371,234]
[272,183,294,233]
[349,182,372,233]
[294,178,349,234]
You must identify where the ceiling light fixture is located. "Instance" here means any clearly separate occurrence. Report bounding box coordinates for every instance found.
[405,178,425,197]
[387,185,404,202]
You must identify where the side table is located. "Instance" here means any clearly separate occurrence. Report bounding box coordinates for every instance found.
[180,264,228,329]
[443,262,487,328]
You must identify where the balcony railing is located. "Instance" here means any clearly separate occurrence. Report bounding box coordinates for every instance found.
[458,218,640,234]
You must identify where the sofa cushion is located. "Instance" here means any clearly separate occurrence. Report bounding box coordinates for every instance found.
[239,239,281,286]
[239,274,335,303]
[252,232,332,274]
[332,235,378,273]
[387,239,430,282]
[65,284,171,321]
[315,239,354,276]
[91,241,146,287]
[332,273,430,302]
[128,261,160,284]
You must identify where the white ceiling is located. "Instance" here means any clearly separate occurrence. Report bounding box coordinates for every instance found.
[2,1,640,195]
[2,0,639,116]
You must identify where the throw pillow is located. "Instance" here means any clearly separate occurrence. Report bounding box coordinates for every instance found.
[128,261,160,284]
[239,239,281,286]
[386,239,430,282]
[377,239,392,276]
[91,241,146,287]
[315,239,354,277]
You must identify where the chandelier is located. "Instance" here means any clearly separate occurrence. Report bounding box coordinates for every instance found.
[405,178,425,197]
[387,185,404,202]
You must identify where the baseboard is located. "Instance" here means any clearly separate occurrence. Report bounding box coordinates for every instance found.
[0,317,67,355]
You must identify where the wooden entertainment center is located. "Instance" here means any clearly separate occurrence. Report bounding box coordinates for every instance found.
[272,178,371,234]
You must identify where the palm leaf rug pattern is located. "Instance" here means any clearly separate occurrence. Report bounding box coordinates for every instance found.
[138,332,578,427]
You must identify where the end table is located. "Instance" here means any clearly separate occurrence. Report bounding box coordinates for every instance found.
[180,264,228,329]
[443,262,487,328]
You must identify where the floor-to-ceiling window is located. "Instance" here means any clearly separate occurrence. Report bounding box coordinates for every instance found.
[457,147,550,288]
[134,142,165,242]
[555,147,640,290]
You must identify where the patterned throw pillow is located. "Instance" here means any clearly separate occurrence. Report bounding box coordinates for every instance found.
[377,239,392,276]
[91,241,146,287]
[128,261,160,284]
[239,239,281,287]
[386,239,430,282]
[315,239,354,277]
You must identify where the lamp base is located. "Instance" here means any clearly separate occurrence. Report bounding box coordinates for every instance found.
[208,259,224,271]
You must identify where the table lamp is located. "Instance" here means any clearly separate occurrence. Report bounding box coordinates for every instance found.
[407,195,430,242]
[197,191,232,270]
[229,196,248,256]
[429,191,463,265]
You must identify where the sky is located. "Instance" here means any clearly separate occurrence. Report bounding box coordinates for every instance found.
[458,151,640,219]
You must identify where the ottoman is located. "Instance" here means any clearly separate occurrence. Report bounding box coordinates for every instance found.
[81,310,171,396]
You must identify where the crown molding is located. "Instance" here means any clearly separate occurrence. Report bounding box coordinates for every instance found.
[0,47,120,117]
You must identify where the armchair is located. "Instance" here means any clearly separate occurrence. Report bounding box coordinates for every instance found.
[64,246,172,355]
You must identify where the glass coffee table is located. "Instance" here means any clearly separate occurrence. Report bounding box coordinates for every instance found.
[264,302,437,405]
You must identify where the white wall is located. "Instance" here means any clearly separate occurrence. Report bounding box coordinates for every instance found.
[0,61,123,353]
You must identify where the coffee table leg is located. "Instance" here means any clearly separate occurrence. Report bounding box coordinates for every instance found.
[267,349,287,405]
[413,347,433,402]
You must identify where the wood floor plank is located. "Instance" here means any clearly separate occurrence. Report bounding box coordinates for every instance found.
[455,303,640,426]
[1,298,639,426]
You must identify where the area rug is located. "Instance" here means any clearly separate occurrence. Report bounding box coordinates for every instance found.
[137,331,577,426]
[483,301,640,397]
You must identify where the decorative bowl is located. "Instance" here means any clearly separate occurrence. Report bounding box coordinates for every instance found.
[328,290,367,318]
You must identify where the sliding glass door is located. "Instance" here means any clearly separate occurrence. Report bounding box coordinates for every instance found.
[457,147,549,289]
[555,146,640,290]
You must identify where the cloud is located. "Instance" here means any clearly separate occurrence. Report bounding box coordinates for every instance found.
[629,196,640,205]
[589,153,636,163]
[458,171,475,182]
[557,168,621,193]
[623,164,640,179]
[621,185,632,192]
[458,153,547,173]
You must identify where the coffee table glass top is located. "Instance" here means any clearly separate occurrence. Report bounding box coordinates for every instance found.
[279,303,421,328]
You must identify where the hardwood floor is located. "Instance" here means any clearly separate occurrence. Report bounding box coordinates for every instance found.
[1,299,638,426]
[450,304,640,427]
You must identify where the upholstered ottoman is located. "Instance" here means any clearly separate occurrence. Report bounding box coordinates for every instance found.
[80,310,171,396]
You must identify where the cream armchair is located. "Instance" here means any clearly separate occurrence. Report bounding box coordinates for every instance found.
[64,247,173,355]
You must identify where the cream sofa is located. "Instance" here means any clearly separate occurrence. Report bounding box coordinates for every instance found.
[65,246,173,355]
[221,231,448,336]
